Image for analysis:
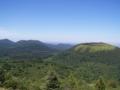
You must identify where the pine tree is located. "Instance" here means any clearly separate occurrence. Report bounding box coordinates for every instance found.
[0,68,5,86]
[95,77,106,90]
[45,69,60,90]
[65,72,80,90]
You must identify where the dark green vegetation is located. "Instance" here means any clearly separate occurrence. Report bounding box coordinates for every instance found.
[0,39,55,59]
[49,43,120,80]
[0,39,72,60]
[0,40,120,90]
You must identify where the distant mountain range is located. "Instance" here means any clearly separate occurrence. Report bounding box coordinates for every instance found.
[0,39,120,81]
[0,39,73,59]
[109,43,120,48]
[47,43,73,51]
[116,44,120,47]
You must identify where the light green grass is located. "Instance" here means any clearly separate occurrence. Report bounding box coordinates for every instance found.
[74,43,116,53]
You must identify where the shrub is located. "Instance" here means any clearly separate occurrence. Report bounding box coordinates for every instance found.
[108,80,118,88]
[45,71,60,90]
[64,73,81,90]
[95,77,106,90]
[4,77,19,89]
[0,68,5,86]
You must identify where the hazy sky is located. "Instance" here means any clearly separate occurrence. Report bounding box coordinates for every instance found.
[0,0,120,43]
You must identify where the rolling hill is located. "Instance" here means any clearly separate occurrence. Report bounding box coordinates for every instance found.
[50,42,120,66]
[0,42,120,89]
[0,39,57,59]
[0,39,15,48]
[47,42,120,81]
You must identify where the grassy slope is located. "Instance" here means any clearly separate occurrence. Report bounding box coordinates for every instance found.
[73,43,116,53]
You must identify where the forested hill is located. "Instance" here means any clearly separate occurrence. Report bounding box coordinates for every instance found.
[46,42,120,82]
[0,42,120,90]
[0,39,74,59]
[0,39,57,59]
[0,39,15,48]
[50,42,120,66]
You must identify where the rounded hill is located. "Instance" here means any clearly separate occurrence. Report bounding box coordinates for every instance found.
[50,42,120,66]
[71,42,117,53]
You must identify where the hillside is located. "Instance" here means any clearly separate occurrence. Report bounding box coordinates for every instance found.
[72,43,116,53]
[0,42,120,90]
[47,43,120,81]
[0,39,15,48]
[0,39,56,59]
[50,42,120,65]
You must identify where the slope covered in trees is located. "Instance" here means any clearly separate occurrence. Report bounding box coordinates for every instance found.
[47,43,120,81]
[0,39,57,59]
[0,60,120,90]
[0,39,74,60]
[50,43,120,66]
[0,42,120,90]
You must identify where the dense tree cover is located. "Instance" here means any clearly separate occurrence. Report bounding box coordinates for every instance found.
[0,39,57,59]
[0,42,120,90]
[0,68,5,86]
[0,39,73,60]
[48,43,120,81]
[0,60,120,90]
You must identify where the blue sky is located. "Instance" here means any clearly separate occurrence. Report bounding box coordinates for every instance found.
[0,0,120,43]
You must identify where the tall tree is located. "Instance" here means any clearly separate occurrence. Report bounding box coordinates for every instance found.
[0,68,5,86]
[45,68,60,90]
[64,72,80,90]
[95,77,106,90]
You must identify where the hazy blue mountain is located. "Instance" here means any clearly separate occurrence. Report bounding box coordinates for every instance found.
[116,44,120,47]
[0,39,57,59]
[0,39,15,48]
[47,43,74,51]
